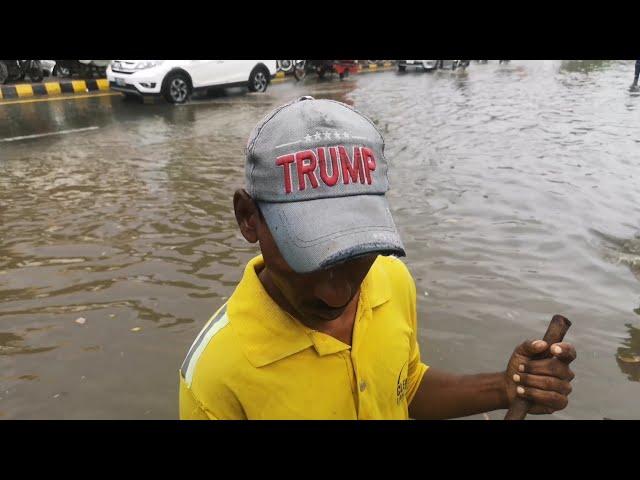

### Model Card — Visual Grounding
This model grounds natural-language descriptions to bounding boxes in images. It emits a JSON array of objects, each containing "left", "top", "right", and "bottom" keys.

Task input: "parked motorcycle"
[
  {"left": 293, "top": 60, "right": 358, "bottom": 81},
  {"left": 277, "top": 60, "right": 302, "bottom": 72},
  {"left": 0, "top": 60, "right": 44, "bottom": 84},
  {"left": 53, "top": 60, "right": 111, "bottom": 78},
  {"left": 277, "top": 60, "right": 306, "bottom": 78},
  {"left": 53, "top": 60, "right": 81, "bottom": 78},
  {"left": 79, "top": 60, "right": 110, "bottom": 77}
]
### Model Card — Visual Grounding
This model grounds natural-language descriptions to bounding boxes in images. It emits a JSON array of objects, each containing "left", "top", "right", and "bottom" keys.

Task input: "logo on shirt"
[{"left": 396, "top": 361, "right": 408, "bottom": 404}]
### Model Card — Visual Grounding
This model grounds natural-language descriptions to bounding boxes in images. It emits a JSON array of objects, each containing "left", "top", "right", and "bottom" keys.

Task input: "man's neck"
[{"left": 257, "top": 265, "right": 359, "bottom": 346}]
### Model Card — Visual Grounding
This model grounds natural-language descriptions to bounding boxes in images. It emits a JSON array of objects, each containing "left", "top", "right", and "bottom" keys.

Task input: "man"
[
  {"left": 631, "top": 59, "right": 640, "bottom": 90},
  {"left": 179, "top": 96, "right": 576, "bottom": 420}
]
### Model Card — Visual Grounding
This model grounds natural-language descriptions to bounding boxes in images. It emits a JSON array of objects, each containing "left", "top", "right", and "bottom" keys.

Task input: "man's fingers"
[
  {"left": 549, "top": 342, "right": 577, "bottom": 364},
  {"left": 513, "top": 372, "right": 572, "bottom": 395},
  {"left": 515, "top": 339, "right": 548, "bottom": 357},
  {"left": 520, "top": 358, "right": 575, "bottom": 381},
  {"left": 516, "top": 385, "right": 568, "bottom": 411}
]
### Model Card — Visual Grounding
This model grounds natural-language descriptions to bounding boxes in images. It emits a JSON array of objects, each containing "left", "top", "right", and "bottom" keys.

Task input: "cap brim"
[{"left": 258, "top": 195, "right": 405, "bottom": 273}]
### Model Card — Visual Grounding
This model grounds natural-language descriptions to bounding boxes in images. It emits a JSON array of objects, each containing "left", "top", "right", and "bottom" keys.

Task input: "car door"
[
  {"left": 188, "top": 60, "right": 227, "bottom": 88},
  {"left": 222, "top": 60, "right": 258, "bottom": 83}
]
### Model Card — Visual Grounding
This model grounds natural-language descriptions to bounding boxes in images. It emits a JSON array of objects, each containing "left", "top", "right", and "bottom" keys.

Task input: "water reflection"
[
  {"left": 595, "top": 230, "right": 640, "bottom": 281},
  {"left": 0, "top": 331, "right": 58, "bottom": 356},
  {"left": 616, "top": 323, "right": 640, "bottom": 381},
  {"left": 559, "top": 60, "right": 613, "bottom": 73}
]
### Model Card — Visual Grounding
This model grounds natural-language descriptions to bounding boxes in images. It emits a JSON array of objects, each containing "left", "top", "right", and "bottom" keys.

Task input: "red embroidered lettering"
[
  {"left": 318, "top": 147, "right": 340, "bottom": 186},
  {"left": 295, "top": 150, "right": 319, "bottom": 191},
  {"left": 339, "top": 146, "right": 365, "bottom": 185},
  {"left": 361, "top": 147, "right": 377, "bottom": 184},
  {"left": 276, "top": 154, "right": 295, "bottom": 194}
]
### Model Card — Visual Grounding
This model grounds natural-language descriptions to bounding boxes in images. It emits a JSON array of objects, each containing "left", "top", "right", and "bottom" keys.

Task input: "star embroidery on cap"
[
  {"left": 304, "top": 134, "right": 313, "bottom": 142},
  {"left": 314, "top": 132, "right": 322, "bottom": 140},
  {"left": 342, "top": 132, "right": 350, "bottom": 139},
  {"left": 323, "top": 131, "right": 332, "bottom": 139}
]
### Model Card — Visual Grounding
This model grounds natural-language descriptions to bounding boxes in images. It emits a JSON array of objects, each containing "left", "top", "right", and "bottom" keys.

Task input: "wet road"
[{"left": 1, "top": 61, "right": 639, "bottom": 419}]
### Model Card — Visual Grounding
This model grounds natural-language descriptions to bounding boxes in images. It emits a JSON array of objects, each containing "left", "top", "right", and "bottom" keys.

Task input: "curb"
[
  {"left": 0, "top": 79, "right": 110, "bottom": 100},
  {"left": 0, "top": 63, "right": 397, "bottom": 101},
  {"left": 272, "top": 62, "right": 396, "bottom": 82}
]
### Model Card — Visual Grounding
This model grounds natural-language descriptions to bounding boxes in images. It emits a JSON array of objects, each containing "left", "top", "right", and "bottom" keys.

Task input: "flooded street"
[{"left": 1, "top": 60, "right": 639, "bottom": 419}]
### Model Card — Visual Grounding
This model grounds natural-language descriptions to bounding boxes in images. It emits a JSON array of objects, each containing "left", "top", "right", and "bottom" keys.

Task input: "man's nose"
[{"left": 313, "top": 273, "right": 353, "bottom": 308}]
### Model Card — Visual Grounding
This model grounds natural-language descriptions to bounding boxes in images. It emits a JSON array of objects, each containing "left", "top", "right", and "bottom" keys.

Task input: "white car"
[
  {"left": 107, "top": 60, "right": 278, "bottom": 103},
  {"left": 398, "top": 60, "right": 438, "bottom": 72}
]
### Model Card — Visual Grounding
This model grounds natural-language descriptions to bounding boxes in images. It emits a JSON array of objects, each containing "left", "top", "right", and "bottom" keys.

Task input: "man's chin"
[{"left": 310, "top": 308, "right": 346, "bottom": 322}]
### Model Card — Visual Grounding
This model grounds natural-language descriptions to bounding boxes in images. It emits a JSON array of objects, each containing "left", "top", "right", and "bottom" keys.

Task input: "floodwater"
[{"left": 1, "top": 60, "right": 639, "bottom": 419}]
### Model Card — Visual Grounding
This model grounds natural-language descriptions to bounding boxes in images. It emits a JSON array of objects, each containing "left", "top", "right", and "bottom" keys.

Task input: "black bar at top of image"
[
  {"left": 59, "top": 82, "right": 74, "bottom": 94},
  {"left": 1, "top": 85, "right": 18, "bottom": 99}
]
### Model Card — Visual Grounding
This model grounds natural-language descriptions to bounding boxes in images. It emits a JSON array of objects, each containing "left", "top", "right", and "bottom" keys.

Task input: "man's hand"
[{"left": 504, "top": 339, "right": 576, "bottom": 414}]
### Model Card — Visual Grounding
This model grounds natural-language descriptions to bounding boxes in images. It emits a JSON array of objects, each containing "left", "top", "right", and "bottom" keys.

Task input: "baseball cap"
[{"left": 244, "top": 96, "right": 405, "bottom": 273}]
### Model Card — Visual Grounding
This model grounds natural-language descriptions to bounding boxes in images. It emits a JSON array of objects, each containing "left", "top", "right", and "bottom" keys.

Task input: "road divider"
[{"left": 0, "top": 79, "right": 110, "bottom": 100}]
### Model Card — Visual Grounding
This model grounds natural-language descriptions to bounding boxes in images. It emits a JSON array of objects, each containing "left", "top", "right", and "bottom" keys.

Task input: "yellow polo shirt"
[{"left": 179, "top": 254, "right": 428, "bottom": 419}]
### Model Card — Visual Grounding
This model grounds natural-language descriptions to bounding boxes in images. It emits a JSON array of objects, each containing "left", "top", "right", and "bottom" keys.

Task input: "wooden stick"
[{"left": 504, "top": 314, "right": 572, "bottom": 420}]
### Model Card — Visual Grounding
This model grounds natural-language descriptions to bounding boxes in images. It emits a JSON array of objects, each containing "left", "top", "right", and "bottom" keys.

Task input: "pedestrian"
[
  {"left": 631, "top": 59, "right": 640, "bottom": 90},
  {"left": 179, "top": 96, "right": 576, "bottom": 420}
]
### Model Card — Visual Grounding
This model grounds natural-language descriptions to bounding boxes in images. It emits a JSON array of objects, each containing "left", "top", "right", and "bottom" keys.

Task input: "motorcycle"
[
  {"left": 0, "top": 60, "right": 44, "bottom": 84},
  {"left": 79, "top": 60, "right": 110, "bottom": 77},
  {"left": 276, "top": 60, "right": 306, "bottom": 79},
  {"left": 293, "top": 60, "right": 358, "bottom": 81},
  {"left": 53, "top": 60, "right": 111, "bottom": 78},
  {"left": 277, "top": 60, "right": 305, "bottom": 72}
]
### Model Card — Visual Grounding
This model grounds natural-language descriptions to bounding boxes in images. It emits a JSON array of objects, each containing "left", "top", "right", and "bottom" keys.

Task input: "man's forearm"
[{"left": 408, "top": 368, "right": 509, "bottom": 419}]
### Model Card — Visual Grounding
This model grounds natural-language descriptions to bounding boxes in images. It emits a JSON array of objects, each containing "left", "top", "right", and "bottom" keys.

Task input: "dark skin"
[{"left": 234, "top": 188, "right": 577, "bottom": 418}]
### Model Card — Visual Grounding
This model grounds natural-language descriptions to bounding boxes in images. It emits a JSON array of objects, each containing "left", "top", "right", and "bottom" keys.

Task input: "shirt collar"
[{"left": 228, "top": 254, "right": 392, "bottom": 368}]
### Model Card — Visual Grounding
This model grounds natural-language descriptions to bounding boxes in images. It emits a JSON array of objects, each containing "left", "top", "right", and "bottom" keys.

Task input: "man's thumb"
[{"left": 516, "top": 339, "right": 548, "bottom": 357}]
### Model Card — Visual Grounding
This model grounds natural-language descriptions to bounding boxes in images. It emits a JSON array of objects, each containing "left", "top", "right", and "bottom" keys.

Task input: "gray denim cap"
[{"left": 245, "top": 96, "right": 405, "bottom": 273}]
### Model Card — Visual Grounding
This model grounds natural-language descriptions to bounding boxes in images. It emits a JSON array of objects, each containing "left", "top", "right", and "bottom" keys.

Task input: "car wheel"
[
  {"left": 248, "top": 67, "right": 269, "bottom": 93},
  {"left": 162, "top": 72, "right": 191, "bottom": 104},
  {"left": 398, "top": 65, "right": 406, "bottom": 72},
  {"left": 0, "top": 62, "right": 8, "bottom": 84}
]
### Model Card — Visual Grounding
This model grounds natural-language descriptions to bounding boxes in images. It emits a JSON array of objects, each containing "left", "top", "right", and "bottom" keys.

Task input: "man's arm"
[
  {"left": 408, "top": 368, "right": 508, "bottom": 419},
  {"left": 408, "top": 339, "right": 576, "bottom": 420}
]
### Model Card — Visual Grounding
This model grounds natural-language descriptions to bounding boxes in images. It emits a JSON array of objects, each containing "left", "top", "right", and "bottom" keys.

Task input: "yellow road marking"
[
  {"left": 45, "top": 83, "right": 62, "bottom": 95},
  {"left": 71, "top": 80, "right": 88, "bottom": 93},
  {"left": 0, "top": 92, "right": 120, "bottom": 106},
  {"left": 15, "top": 84, "right": 34, "bottom": 97}
]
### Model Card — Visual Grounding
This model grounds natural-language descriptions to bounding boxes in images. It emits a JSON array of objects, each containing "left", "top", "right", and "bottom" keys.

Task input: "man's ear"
[{"left": 233, "top": 189, "right": 261, "bottom": 244}]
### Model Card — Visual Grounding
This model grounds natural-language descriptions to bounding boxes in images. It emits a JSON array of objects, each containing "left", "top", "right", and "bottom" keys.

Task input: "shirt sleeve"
[
  {"left": 179, "top": 374, "right": 217, "bottom": 420},
  {"left": 404, "top": 265, "right": 429, "bottom": 405},
  {"left": 179, "top": 369, "right": 248, "bottom": 420}
]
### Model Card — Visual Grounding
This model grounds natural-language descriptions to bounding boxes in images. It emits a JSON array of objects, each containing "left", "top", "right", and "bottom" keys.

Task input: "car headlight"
[{"left": 133, "top": 61, "right": 163, "bottom": 70}]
